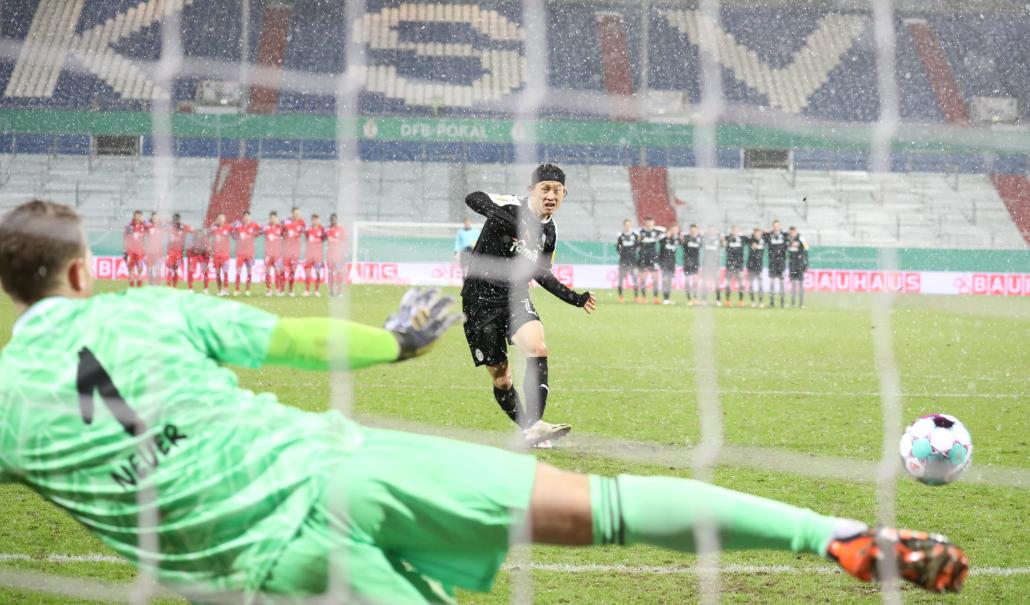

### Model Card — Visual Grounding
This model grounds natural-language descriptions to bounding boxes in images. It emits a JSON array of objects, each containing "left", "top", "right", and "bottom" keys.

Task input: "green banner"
[{"left": 3, "top": 110, "right": 1029, "bottom": 154}]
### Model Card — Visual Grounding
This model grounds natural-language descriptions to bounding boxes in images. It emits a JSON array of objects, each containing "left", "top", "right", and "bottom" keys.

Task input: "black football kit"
[
  {"left": 462, "top": 191, "right": 591, "bottom": 427},
  {"left": 615, "top": 230, "right": 639, "bottom": 298},
  {"left": 765, "top": 229, "right": 788, "bottom": 307}
]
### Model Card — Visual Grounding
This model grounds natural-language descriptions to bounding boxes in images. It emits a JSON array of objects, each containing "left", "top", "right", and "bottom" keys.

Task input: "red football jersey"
[
  {"left": 234, "top": 221, "right": 262, "bottom": 259},
  {"left": 326, "top": 225, "right": 347, "bottom": 264},
  {"left": 263, "top": 223, "right": 283, "bottom": 257},
  {"left": 187, "top": 229, "right": 210, "bottom": 257},
  {"left": 210, "top": 224, "right": 234, "bottom": 258},
  {"left": 144, "top": 221, "right": 164, "bottom": 257},
  {"left": 124, "top": 221, "right": 146, "bottom": 255},
  {"left": 282, "top": 219, "right": 306, "bottom": 258},
  {"left": 304, "top": 225, "right": 326, "bottom": 262},
  {"left": 166, "top": 223, "right": 191, "bottom": 254}
]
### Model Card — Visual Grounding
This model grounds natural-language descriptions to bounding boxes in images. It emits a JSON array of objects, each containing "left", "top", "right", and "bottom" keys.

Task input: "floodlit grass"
[{"left": 0, "top": 281, "right": 1027, "bottom": 603}]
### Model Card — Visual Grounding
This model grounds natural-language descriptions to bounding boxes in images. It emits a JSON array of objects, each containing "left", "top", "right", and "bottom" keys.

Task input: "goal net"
[{"left": 0, "top": 1, "right": 1027, "bottom": 604}]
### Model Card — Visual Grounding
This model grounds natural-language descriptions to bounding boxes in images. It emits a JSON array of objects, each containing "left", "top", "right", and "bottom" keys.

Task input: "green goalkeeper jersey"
[{"left": 0, "top": 288, "right": 363, "bottom": 599}]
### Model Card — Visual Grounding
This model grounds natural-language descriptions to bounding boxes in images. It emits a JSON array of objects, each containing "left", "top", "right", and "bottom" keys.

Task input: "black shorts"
[
  {"left": 660, "top": 262, "right": 676, "bottom": 273},
  {"left": 769, "top": 260, "right": 786, "bottom": 276},
  {"left": 618, "top": 260, "right": 637, "bottom": 270},
  {"left": 462, "top": 297, "right": 540, "bottom": 367},
  {"left": 637, "top": 258, "right": 658, "bottom": 271},
  {"left": 789, "top": 266, "right": 806, "bottom": 279},
  {"left": 726, "top": 264, "right": 744, "bottom": 273},
  {"left": 683, "top": 262, "right": 699, "bottom": 275},
  {"left": 747, "top": 264, "right": 763, "bottom": 275}
]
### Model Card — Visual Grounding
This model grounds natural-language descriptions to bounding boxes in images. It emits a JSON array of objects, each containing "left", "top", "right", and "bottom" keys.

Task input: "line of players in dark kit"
[{"left": 615, "top": 217, "right": 810, "bottom": 308}]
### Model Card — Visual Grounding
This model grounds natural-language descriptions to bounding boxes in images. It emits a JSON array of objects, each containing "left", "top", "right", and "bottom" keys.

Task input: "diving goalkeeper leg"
[{"left": 527, "top": 465, "right": 969, "bottom": 594}]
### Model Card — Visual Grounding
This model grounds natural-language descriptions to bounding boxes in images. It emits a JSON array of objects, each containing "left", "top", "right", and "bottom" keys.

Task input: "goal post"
[{"left": 351, "top": 220, "right": 484, "bottom": 264}]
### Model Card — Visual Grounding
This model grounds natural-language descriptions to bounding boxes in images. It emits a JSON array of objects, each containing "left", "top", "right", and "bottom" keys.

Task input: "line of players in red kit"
[{"left": 122, "top": 207, "right": 347, "bottom": 297}]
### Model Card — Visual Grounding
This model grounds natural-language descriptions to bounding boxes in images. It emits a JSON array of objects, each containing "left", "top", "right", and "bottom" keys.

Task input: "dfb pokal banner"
[{"left": 93, "top": 258, "right": 1030, "bottom": 297}]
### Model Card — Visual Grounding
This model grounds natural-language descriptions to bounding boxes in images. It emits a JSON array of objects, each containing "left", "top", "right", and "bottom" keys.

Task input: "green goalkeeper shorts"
[{"left": 261, "top": 426, "right": 538, "bottom": 604}]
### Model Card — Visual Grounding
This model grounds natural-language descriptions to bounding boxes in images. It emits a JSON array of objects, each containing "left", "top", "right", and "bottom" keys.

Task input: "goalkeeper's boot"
[
  {"left": 827, "top": 527, "right": 969, "bottom": 593},
  {"left": 523, "top": 420, "right": 571, "bottom": 447}
]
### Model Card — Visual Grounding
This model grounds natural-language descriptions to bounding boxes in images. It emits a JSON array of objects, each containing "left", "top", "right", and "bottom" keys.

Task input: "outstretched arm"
[
  {"left": 465, "top": 192, "right": 518, "bottom": 226},
  {"left": 265, "top": 288, "right": 460, "bottom": 370},
  {"left": 184, "top": 288, "right": 460, "bottom": 371},
  {"left": 535, "top": 269, "right": 594, "bottom": 312},
  {"left": 265, "top": 318, "right": 400, "bottom": 370}
]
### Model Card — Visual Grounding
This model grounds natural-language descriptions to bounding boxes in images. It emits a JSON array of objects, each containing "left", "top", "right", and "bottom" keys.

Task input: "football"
[{"left": 899, "top": 414, "right": 973, "bottom": 485}]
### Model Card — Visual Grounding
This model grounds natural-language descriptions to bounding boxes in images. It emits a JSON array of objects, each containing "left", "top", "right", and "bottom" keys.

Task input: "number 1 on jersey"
[{"left": 76, "top": 348, "right": 145, "bottom": 437}]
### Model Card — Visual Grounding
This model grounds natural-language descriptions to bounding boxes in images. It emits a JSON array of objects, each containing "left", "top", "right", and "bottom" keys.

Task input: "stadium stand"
[
  {"left": 1, "top": 2, "right": 1027, "bottom": 121},
  {"left": 0, "top": 1, "right": 1027, "bottom": 246},
  {"left": 1, "top": 153, "right": 1023, "bottom": 248}
]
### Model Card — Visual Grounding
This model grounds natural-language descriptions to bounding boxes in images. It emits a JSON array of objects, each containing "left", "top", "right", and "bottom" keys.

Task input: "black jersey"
[
  {"left": 658, "top": 233, "right": 680, "bottom": 268},
  {"left": 766, "top": 230, "right": 788, "bottom": 264},
  {"left": 787, "top": 234, "right": 808, "bottom": 274},
  {"left": 746, "top": 235, "right": 766, "bottom": 272},
  {"left": 615, "top": 231, "right": 638, "bottom": 266},
  {"left": 724, "top": 234, "right": 746, "bottom": 271},
  {"left": 682, "top": 233, "right": 702, "bottom": 271},
  {"left": 636, "top": 228, "right": 662, "bottom": 265},
  {"left": 703, "top": 232, "right": 722, "bottom": 262},
  {"left": 461, "top": 191, "right": 587, "bottom": 308}
]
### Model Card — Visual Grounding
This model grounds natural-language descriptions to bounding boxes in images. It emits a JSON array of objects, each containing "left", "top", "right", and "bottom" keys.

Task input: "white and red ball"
[{"left": 899, "top": 414, "right": 972, "bottom": 485}]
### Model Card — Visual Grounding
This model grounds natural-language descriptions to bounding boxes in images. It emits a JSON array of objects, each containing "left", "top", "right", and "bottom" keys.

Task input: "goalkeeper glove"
[{"left": 385, "top": 288, "right": 462, "bottom": 360}]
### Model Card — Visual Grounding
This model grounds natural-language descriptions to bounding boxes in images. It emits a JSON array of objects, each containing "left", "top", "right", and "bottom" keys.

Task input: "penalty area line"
[
  {"left": 0, "top": 553, "right": 1026, "bottom": 577},
  {"left": 504, "top": 563, "right": 1030, "bottom": 577}
]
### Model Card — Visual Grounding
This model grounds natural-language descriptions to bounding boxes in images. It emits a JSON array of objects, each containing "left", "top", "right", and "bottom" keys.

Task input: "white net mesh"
[{"left": 0, "top": 1, "right": 1028, "bottom": 604}]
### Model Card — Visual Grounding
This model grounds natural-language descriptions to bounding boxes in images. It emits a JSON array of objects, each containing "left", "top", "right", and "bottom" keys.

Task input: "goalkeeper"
[{"left": 0, "top": 200, "right": 968, "bottom": 604}]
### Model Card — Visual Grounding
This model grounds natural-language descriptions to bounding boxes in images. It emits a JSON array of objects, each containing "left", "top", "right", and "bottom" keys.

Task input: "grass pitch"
[{"left": 0, "top": 282, "right": 1027, "bottom": 604}]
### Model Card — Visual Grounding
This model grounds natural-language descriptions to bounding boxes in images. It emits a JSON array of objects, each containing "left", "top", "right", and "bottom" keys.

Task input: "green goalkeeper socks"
[{"left": 589, "top": 474, "right": 837, "bottom": 556}]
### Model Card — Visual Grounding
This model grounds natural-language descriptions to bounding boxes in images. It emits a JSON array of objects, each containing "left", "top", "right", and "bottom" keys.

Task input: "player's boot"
[
  {"left": 827, "top": 527, "right": 969, "bottom": 593},
  {"left": 618, "top": 296, "right": 625, "bottom": 303},
  {"left": 523, "top": 420, "right": 572, "bottom": 447}
]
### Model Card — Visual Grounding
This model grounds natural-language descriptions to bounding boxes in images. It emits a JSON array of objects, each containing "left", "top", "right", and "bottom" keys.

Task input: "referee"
[
  {"left": 454, "top": 216, "right": 480, "bottom": 279},
  {"left": 461, "top": 164, "right": 596, "bottom": 448}
]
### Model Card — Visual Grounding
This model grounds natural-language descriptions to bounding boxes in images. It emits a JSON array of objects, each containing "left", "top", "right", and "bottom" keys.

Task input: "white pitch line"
[
  {"left": 2, "top": 554, "right": 1026, "bottom": 577},
  {"left": 0, "top": 553, "right": 124, "bottom": 564},
  {"left": 357, "top": 382, "right": 1026, "bottom": 399},
  {"left": 505, "top": 563, "right": 1030, "bottom": 577}
]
